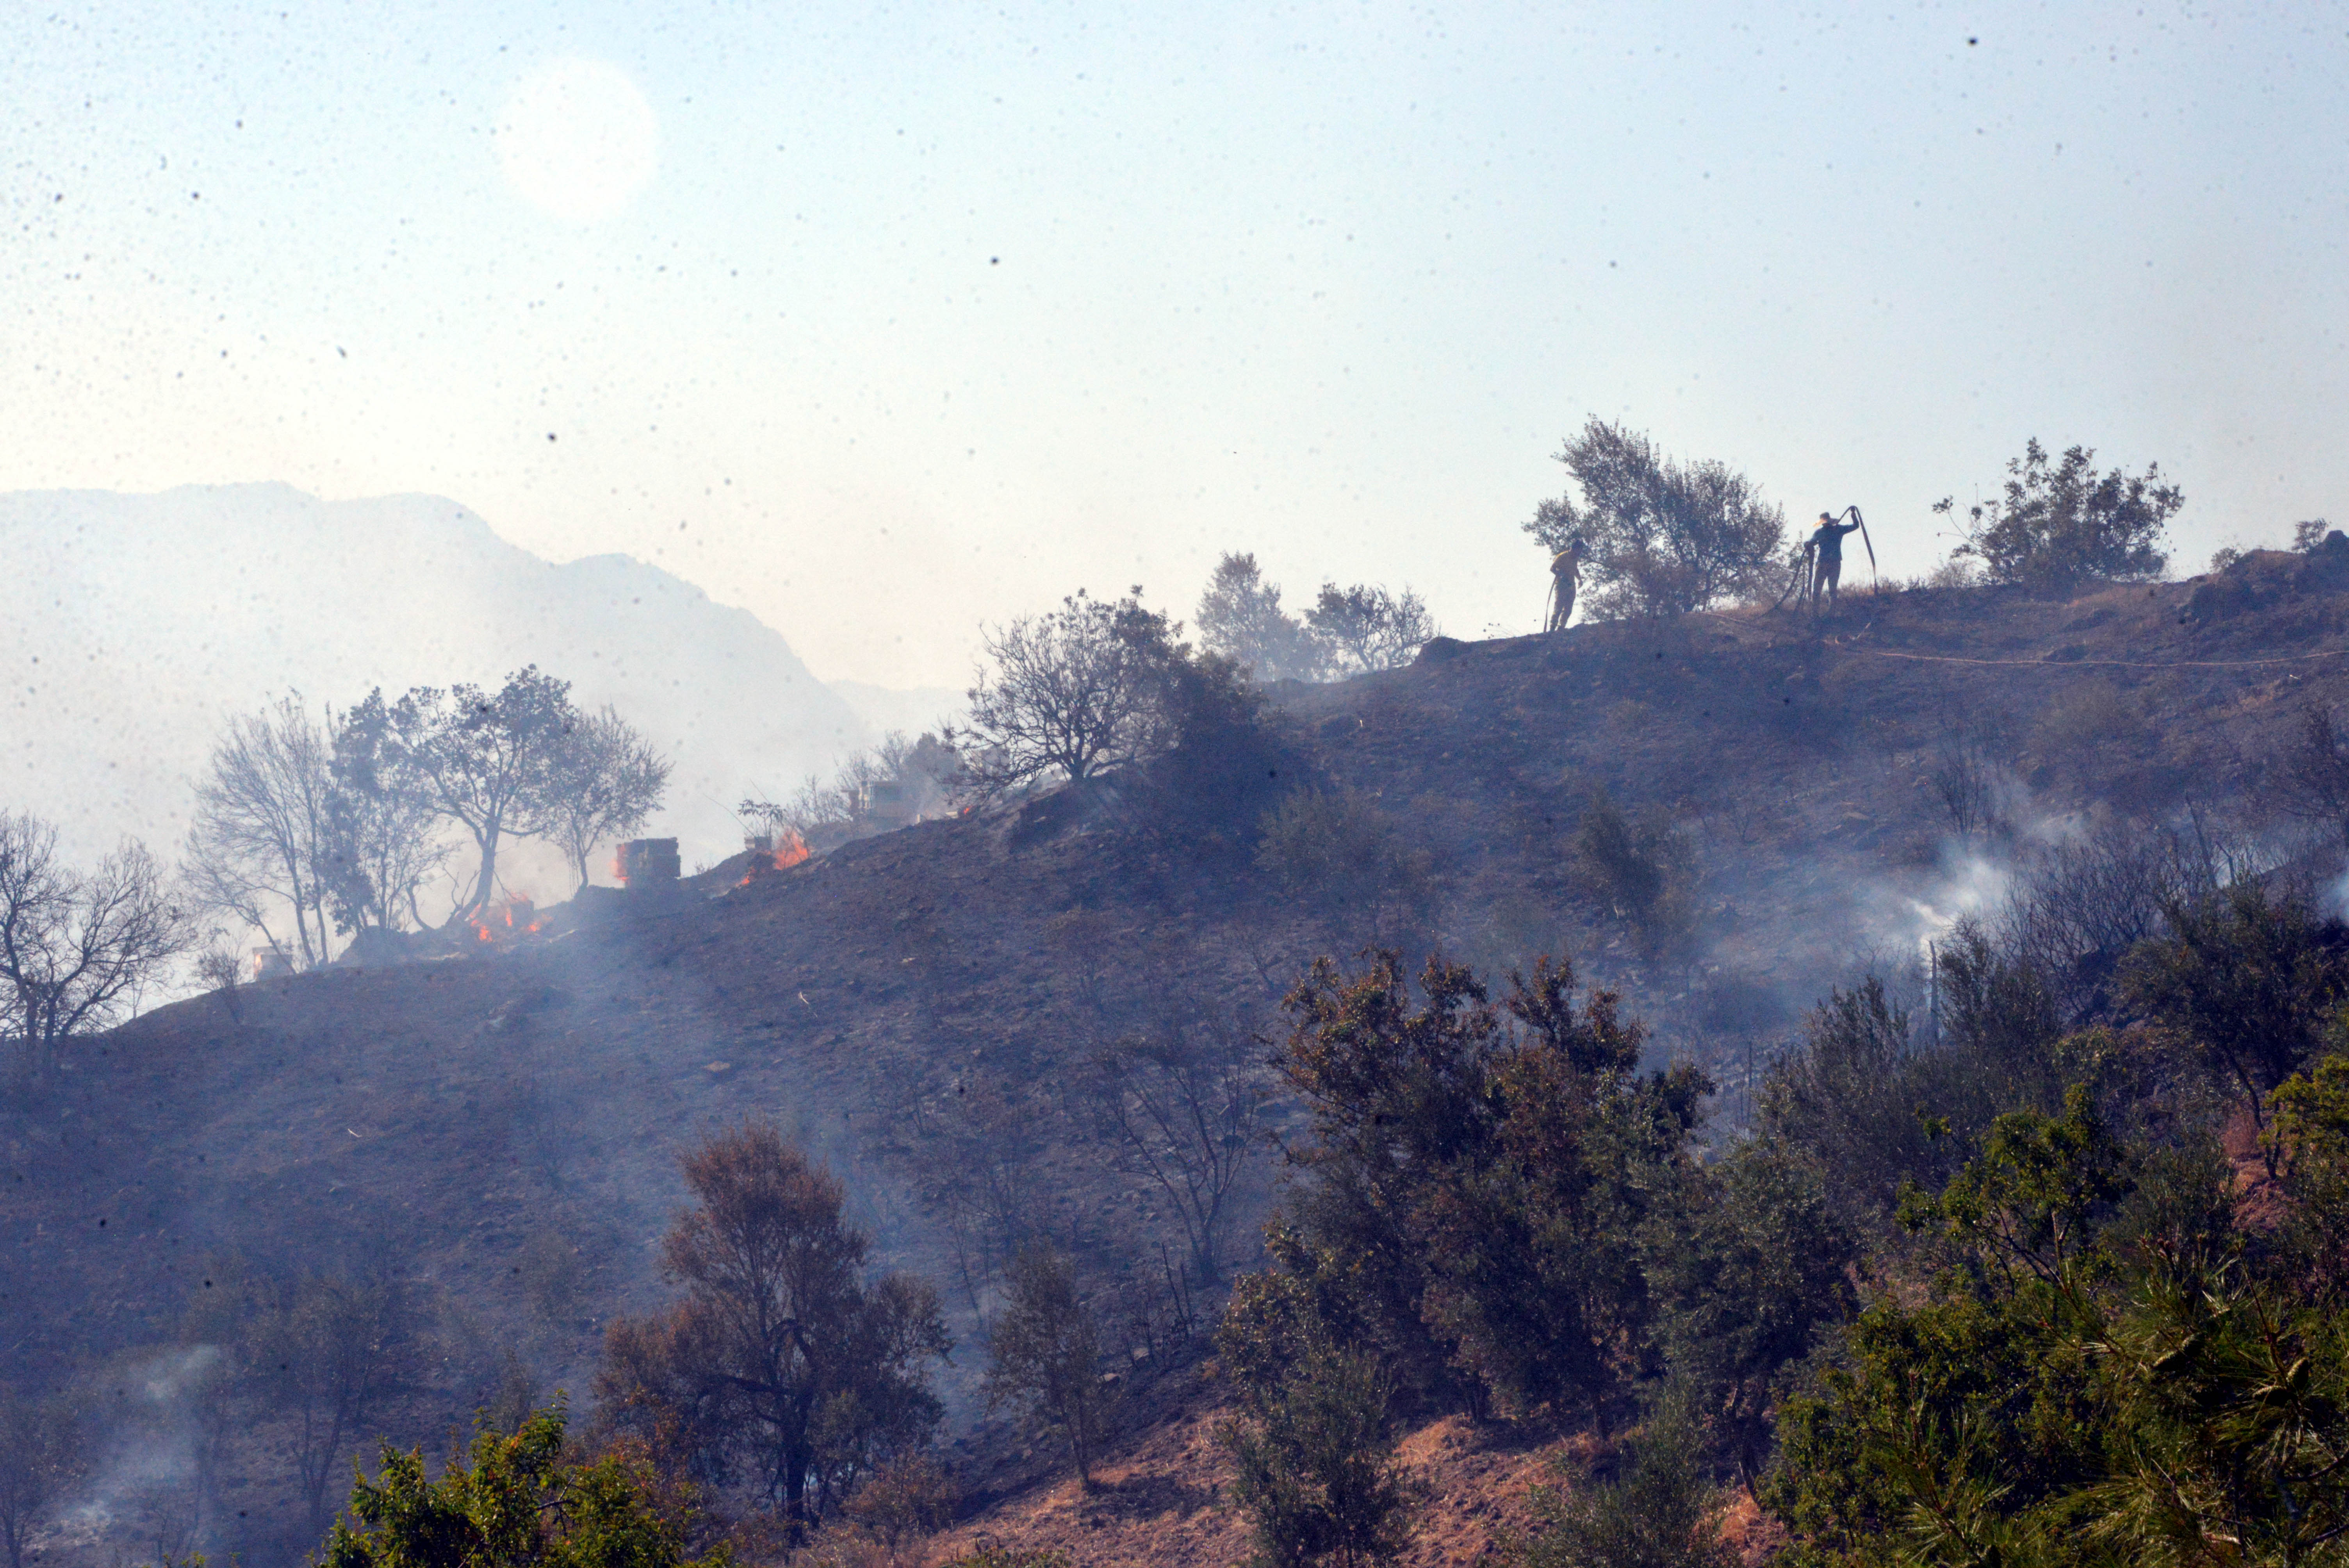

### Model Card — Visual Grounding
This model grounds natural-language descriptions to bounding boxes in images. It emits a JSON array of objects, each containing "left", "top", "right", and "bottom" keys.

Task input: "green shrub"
[
  {"left": 318, "top": 1406, "right": 724, "bottom": 1568},
  {"left": 1221, "top": 1348, "right": 1419, "bottom": 1568},
  {"left": 1501, "top": 1402, "right": 1734, "bottom": 1568},
  {"left": 1936, "top": 438, "right": 2181, "bottom": 590}
]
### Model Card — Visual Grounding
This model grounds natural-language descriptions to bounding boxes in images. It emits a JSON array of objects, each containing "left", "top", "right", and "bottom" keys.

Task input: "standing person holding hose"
[{"left": 1808, "top": 509, "right": 1864, "bottom": 609}]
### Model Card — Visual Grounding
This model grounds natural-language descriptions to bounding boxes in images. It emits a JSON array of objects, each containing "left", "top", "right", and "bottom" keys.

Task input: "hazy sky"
[{"left": 6, "top": 2, "right": 2344, "bottom": 687}]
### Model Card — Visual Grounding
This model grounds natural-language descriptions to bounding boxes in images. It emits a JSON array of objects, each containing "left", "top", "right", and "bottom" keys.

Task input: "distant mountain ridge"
[{"left": 2, "top": 483, "right": 869, "bottom": 877}]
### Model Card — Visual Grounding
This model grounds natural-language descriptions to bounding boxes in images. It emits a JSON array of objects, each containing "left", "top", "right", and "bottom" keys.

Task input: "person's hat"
[{"left": 1819, "top": 511, "right": 1834, "bottom": 522}]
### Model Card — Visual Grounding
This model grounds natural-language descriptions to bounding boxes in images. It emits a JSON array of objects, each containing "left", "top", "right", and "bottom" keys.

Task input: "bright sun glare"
[{"left": 494, "top": 57, "right": 659, "bottom": 223}]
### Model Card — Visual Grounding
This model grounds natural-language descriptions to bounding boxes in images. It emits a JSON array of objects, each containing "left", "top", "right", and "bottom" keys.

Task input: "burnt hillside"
[{"left": 6, "top": 551, "right": 2346, "bottom": 1563}]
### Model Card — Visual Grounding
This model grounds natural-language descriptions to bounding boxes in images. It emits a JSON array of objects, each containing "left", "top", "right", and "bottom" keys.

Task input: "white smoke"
[{"left": 61, "top": 1345, "right": 227, "bottom": 1562}]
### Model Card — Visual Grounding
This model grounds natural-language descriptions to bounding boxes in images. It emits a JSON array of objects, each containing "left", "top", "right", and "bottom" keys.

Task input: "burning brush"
[
  {"left": 470, "top": 895, "right": 545, "bottom": 944},
  {"left": 740, "top": 828, "right": 812, "bottom": 885}
]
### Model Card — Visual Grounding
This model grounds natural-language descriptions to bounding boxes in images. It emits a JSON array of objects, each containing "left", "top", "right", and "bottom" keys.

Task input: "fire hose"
[
  {"left": 1772, "top": 543, "right": 1814, "bottom": 611},
  {"left": 1772, "top": 506, "right": 1876, "bottom": 611},
  {"left": 1845, "top": 504, "right": 1879, "bottom": 591}
]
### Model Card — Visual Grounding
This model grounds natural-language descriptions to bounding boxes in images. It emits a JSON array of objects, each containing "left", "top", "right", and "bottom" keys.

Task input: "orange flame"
[
  {"left": 740, "top": 829, "right": 812, "bottom": 886},
  {"left": 471, "top": 895, "right": 538, "bottom": 944}
]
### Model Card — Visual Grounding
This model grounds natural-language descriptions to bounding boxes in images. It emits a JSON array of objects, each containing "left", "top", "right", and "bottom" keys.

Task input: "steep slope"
[
  {"left": 7, "top": 555, "right": 2347, "bottom": 1565},
  {"left": 1, "top": 483, "right": 866, "bottom": 872}
]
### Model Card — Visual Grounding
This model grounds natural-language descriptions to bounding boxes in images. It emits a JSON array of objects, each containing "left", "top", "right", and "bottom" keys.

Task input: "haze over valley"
[{"left": 4, "top": 483, "right": 891, "bottom": 882}]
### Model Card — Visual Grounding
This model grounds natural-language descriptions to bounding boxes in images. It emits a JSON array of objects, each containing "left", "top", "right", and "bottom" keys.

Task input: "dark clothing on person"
[{"left": 1810, "top": 520, "right": 1861, "bottom": 560}]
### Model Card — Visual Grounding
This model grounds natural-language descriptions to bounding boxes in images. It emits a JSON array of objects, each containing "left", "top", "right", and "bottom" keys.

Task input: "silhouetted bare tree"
[
  {"left": 242, "top": 1275, "right": 419, "bottom": 1537},
  {"left": 2279, "top": 705, "right": 2349, "bottom": 848},
  {"left": 188, "top": 695, "right": 339, "bottom": 968},
  {"left": 957, "top": 591, "right": 1174, "bottom": 792},
  {"left": 1927, "top": 722, "right": 2008, "bottom": 839},
  {"left": 907, "top": 1072, "right": 1056, "bottom": 1313},
  {"left": 0, "top": 812, "right": 190, "bottom": 1083},
  {"left": 1089, "top": 1020, "right": 1272, "bottom": 1286}
]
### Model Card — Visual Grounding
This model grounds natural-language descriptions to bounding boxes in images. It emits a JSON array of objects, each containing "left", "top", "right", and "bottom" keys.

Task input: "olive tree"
[
  {"left": 1936, "top": 438, "right": 2181, "bottom": 590},
  {"left": 380, "top": 668, "right": 577, "bottom": 914},
  {"left": 1524, "top": 419, "right": 1786, "bottom": 618},
  {"left": 1221, "top": 1348, "right": 1417, "bottom": 1568},
  {"left": 1197, "top": 553, "right": 1324, "bottom": 682},
  {"left": 1305, "top": 584, "right": 1435, "bottom": 675},
  {"left": 323, "top": 692, "right": 452, "bottom": 935}
]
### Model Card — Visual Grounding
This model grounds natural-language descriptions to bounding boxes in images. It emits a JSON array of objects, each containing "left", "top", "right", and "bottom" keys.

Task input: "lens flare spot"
[{"left": 494, "top": 58, "right": 658, "bottom": 224}]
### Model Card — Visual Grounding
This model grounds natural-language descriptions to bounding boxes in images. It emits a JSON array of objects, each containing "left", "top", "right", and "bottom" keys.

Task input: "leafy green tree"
[
  {"left": 1936, "top": 438, "right": 2181, "bottom": 590},
  {"left": 2080, "top": 1262, "right": 2349, "bottom": 1567},
  {"left": 1642, "top": 1140, "right": 1856, "bottom": 1487},
  {"left": 2121, "top": 883, "right": 2349, "bottom": 1133},
  {"left": 1761, "top": 1082, "right": 2349, "bottom": 1566},
  {"left": 981, "top": 1245, "right": 1116, "bottom": 1489},
  {"left": 1765, "top": 934, "right": 2075, "bottom": 1232},
  {"left": 2268, "top": 1044, "right": 2349, "bottom": 1294},
  {"left": 1253, "top": 951, "right": 1703, "bottom": 1424},
  {"left": 319, "top": 1406, "right": 726, "bottom": 1568},
  {"left": 1221, "top": 1348, "right": 1419, "bottom": 1568},
  {"left": 595, "top": 1124, "right": 949, "bottom": 1534},
  {"left": 1523, "top": 419, "right": 1786, "bottom": 619},
  {"left": 1763, "top": 1088, "right": 2135, "bottom": 1566},
  {"left": 934, "top": 1548, "right": 1071, "bottom": 1568},
  {"left": 1761, "top": 980, "right": 1937, "bottom": 1224}
]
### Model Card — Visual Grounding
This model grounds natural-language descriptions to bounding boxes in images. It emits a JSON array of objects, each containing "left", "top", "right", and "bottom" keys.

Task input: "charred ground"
[{"left": 8, "top": 547, "right": 2348, "bottom": 1563}]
